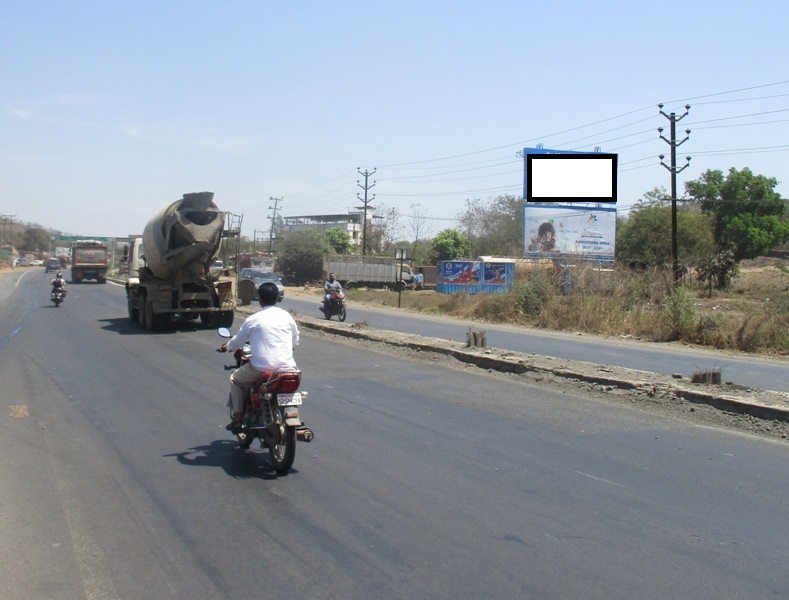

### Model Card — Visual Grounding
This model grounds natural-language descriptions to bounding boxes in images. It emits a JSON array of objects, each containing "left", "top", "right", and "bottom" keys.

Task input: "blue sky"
[{"left": 2, "top": 1, "right": 788, "bottom": 240}]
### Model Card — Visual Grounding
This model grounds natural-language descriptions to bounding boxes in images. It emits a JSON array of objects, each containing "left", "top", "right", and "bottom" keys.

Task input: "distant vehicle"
[
  {"left": 323, "top": 254, "right": 422, "bottom": 291},
  {"left": 124, "top": 192, "right": 237, "bottom": 331},
  {"left": 239, "top": 268, "right": 284, "bottom": 302},
  {"left": 31, "top": 259, "right": 44, "bottom": 267},
  {"left": 71, "top": 240, "right": 108, "bottom": 283},
  {"left": 45, "top": 257, "right": 61, "bottom": 273},
  {"left": 210, "top": 260, "right": 224, "bottom": 275}
]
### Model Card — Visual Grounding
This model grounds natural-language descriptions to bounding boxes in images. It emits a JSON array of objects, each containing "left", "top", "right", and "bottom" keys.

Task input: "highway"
[{"left": 2, "top": 270, "right": 789, "bottom": 599}]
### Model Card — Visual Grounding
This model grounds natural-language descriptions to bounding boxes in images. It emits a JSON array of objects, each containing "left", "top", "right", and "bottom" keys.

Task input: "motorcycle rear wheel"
[{"left": 268, "top": 424, "right": 296, "bottom": 475}]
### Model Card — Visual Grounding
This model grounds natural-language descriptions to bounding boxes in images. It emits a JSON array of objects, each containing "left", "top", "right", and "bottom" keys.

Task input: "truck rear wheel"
[
  {"left": 138, "top": 293, "right": 148, "bottom": 328},
  {"left": 216, "top": 311, "right": 234, "bottom": 328},
  {"left": 144, "top": 301, "right": 155, "bottom": 331},
  {"left": 145, "top": 302, "right": 169, "bottom": 331},
  {"left": 127, "top": 294, "right": 139, "bottom": 321}
]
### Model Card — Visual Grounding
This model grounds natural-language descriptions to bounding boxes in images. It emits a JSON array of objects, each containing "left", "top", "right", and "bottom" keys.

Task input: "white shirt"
[{"left": 227, "top": 306, "right": 299, "bottom": 372}]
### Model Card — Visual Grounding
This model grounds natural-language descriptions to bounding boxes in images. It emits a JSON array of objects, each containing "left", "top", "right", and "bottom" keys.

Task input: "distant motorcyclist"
[
  {"left": 51, "top": 271, "right": 67, "bottom": 297},
  {"left": 322, "top": 273, "right": 342, "bottom": 313}
]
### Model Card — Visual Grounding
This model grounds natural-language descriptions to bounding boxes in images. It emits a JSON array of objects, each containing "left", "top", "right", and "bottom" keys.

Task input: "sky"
[{"left": 2, "top": 1, "right": 788, "bottom": 241}]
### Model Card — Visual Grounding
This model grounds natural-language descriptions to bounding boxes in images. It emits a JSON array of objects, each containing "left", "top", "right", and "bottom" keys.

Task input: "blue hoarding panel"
[{"left": 437, "top": 261, "right": 514, "bottom": 294}]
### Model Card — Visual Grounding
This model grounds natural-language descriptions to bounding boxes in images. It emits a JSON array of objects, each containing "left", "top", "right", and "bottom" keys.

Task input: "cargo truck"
[
  {"left": 323, "top": 254, "right": 422, "bottom": 291},
  {"left": 71, "top": 240, "right": 108, "bottom": 283},
  {"left": 124, "top": 192, "right": 237, "bottom": 331}
]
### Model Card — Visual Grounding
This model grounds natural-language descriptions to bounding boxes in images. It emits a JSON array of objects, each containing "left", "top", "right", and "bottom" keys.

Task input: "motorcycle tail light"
[{"left": 279, "top": 375, "right": 300, "bottom": 393}]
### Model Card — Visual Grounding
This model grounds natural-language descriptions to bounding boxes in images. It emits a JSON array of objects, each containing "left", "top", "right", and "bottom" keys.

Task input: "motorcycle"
[
  {"left": 217, "top": 327, "right": 313, "bottom": 475},
  {"left": 51, "top": 287, "right": 66, "bottom": 307},
  {"left": 321, "top": 289, "right": 347, "bottom": 322}
]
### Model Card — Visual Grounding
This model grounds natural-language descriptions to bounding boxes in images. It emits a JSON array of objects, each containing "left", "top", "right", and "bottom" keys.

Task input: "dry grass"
[{"left": 340, "top": 258, "right": 789, "bottom": 356}]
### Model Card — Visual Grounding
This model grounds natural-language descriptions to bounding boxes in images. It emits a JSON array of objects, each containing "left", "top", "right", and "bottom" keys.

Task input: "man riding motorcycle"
[
  {"left": 322, "top": 272, "right": 343, "bottom": 314},
  {"left": 218, "top": 282, "right": 300, "bottom": 434},
  {"left": 51, "top": 271, "right": 67, "bottom": 297}
]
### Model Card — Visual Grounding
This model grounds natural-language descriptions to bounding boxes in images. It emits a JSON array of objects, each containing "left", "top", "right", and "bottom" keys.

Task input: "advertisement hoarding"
[
  {"left": 523, "top": 204, "right": 616, "bottom": 261},
  {"left": 523, "top": 147, "right": 618, "bottom": 204},
  {"left": 437, "top": 261, "right": 515, "bottom": 294}
]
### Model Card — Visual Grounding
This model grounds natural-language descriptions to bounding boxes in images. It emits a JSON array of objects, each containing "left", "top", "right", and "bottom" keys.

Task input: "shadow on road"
[
  {"left": 164, "top": 439, "right": 294, "bottom": 479},
  {"left": 97, "top": 317, "right": 207, "bottom": 335}
]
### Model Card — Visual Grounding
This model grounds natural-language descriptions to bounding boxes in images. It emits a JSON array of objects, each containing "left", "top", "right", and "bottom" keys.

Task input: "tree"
[
  {"left": 430, "top": 229, "right": 471, "bottom": 262},
  {"left": 275, "top": 230, "right": 331, "bottom": 283},
  {"left": 685, "top": 167, "right": 789, "bottom": 261},
  {"left": 456, "top": 195, "right": 523, "bottom": 257},
  {"left": 324, "top": 227, "right": 353, "bottom": 254},
  {"left": 616, "top": 201, "right": 715, "bottom": 266},
  {"left": 407, "top": 203, "right": 431, "bottom": 262},
  {"left": 369, "top": 204, "right": 402, "bottom": 255},
  {"left": 19, "top": 225, "right": 51, "bottom": 253}
]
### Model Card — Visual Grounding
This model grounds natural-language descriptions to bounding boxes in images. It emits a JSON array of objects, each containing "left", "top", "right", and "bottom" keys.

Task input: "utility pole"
[
  {"left": 356, "top": 168, "right": 376, "bottom": 255},
  {"left": 1, "top": 214, "right": 16, "bottom": 246},
  {"left": 268, "top": 197, "right": 282, "bottom": 254},
  {"left": 658, "top": 104, "right": 691, "bottom": 286},
  {"left": 253, "top": 229, "right": 267, "bottom": 255}
]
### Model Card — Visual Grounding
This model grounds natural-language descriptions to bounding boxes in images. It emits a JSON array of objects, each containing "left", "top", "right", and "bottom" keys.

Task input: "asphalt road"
[
  {"left": 281, "top": 290, "right": 789, "bottom": 393},
  {"left": 2, "top": 270, "right": 789, "bottom": 599}
]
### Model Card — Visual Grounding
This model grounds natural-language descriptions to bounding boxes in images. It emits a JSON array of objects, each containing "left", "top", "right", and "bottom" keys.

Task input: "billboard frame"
[{"left": 523, "top": 147, "right": 617, "bottom": 204}]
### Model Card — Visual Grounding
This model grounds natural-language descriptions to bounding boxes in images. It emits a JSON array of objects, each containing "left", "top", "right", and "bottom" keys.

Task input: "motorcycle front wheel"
[
  {"left": 338, "top": 306, "right": 347, "bottom": 322},
  {"left": 268, "top": 424, "right": 296, "bottom": 475}
]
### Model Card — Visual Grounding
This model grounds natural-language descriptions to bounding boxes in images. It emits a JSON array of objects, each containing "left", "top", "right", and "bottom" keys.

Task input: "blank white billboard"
[{"left": 525, "top": 153, "right": 617, "bottom": 203}]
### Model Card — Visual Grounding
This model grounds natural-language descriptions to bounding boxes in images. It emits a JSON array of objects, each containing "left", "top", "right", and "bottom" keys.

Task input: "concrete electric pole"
[
  {"left": 658, "top": 104, "right": 691, "bottom": 286},
  {"left": 356, "top": 168, "right": 376, "bottom": 256},
  {"left": 268, "top": 197, "right": 282, "bottom": 254}
]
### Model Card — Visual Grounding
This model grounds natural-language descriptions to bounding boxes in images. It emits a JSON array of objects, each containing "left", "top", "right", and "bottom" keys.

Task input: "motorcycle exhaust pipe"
[{"left": 297, "top": 427, "right": 314, "bottom": 442}]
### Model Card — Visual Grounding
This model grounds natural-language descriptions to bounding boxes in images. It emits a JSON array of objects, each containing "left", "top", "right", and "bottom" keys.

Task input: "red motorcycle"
[
  {"left": 217, "top": 328, "right": 313, "bottom": 475},
  {"left": 321, "top": 289, "right": 347, "bottom": 322},
  {"left": 51, "top": 284, "right": 66, "bottom": 307}
]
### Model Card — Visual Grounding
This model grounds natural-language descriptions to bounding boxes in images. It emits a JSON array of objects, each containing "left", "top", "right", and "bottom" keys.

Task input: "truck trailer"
[{"left": 323, "top": 254, "right": 422, "bottom": 291}]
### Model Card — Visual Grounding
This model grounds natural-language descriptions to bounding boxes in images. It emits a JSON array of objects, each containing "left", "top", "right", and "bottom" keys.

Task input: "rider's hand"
[{"left": 217, "top": 343, "right": 228, "bottom": 353}]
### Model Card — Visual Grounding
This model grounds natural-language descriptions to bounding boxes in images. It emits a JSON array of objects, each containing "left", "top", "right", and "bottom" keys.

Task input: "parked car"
[
  {"left": 45, "top": 257, "right": 61, "bottom": 273},
  {"left": 239, "top": 268, "right": 285, "bottom": 302}
]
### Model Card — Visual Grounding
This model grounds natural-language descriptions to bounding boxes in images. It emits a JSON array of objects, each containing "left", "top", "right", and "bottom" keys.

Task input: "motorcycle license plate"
[{"left": 277, "top": 392, "right": 302, "bottom": 406}]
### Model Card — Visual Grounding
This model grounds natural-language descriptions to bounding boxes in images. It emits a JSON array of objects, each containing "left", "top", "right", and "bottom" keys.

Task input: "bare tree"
[
  {"left": 457, "top": 195, "right": 523, "bottom": 257},
  {"left": 369, "top": 204, "right": 403, "bottom": 255},
  {"left": 407, "top": 203, "right": 430, "bottom": 260}
]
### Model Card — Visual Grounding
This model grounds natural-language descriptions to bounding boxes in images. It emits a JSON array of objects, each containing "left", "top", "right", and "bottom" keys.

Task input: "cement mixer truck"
[{"left": 124, "top": 192, "right": 237, "bottom": 331}]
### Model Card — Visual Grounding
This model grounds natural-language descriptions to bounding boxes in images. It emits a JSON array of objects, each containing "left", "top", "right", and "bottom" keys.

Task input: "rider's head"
[
  {"left": 329, "top": 273, "right": 336, "bottom": 281},
  {"left": 257, "top": 282, "right": 279, "bottom": 307}
]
